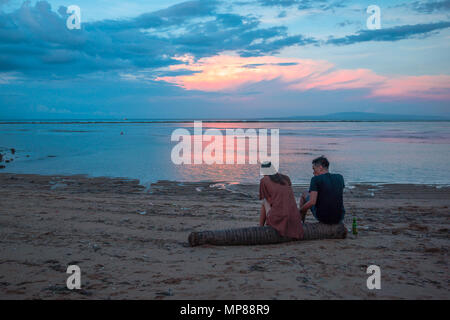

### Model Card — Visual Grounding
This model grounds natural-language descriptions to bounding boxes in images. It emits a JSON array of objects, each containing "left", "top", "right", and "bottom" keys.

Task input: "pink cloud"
[
  {"left": 289, "top": 69, "right": 385, "bottom": 91},
  {"left": 371, "top": 75, "right": 450, "bottom": 100},
  {"left": 156, "top": 55, "right": 332, "bottom": 91},
  {"left": 155, "top": 54, "right": 450, "bottom": 101}
]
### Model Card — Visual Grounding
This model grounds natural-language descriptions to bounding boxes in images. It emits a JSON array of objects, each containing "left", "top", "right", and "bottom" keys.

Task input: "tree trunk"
[{"left": 188, "top": 223, "right": 347, "bottom": 247}]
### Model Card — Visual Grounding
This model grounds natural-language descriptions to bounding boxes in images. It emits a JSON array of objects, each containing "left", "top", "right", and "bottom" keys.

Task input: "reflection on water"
[
  {"left": 0, "top": 121, "right": 449, "bottom": 185},
  {"left": 174, "top": 163, "right": 258, "bottom": 183}
]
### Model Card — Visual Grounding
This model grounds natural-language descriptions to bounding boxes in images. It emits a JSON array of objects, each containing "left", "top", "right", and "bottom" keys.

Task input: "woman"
[{"left": 259, "top": 161, "right": 304, "bottom": 240}]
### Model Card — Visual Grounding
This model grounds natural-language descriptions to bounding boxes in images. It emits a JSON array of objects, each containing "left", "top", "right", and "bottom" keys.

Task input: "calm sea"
[{"left": 1, "top": 121, "right": 449, "bottom": 186}]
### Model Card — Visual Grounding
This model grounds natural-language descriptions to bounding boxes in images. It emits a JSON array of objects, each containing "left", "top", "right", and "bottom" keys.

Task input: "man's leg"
[
  {"left": 299, "top": 191, "right": 309, "bottom": 223},
  {"left": 338, "top": 207, "right": 346, "bottom": 224},
  {"left": 300, "top": 191, "right": 319, "bottom": 223}
]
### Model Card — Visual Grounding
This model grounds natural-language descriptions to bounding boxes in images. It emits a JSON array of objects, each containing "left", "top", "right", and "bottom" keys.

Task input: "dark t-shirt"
[{"left": 309, "top": 173, "right": 345, "bottom": 224}]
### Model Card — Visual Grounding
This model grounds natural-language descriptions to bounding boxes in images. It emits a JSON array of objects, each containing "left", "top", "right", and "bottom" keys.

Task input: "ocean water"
[{"left": 1, "top": 121, "right": 449, "bottom": 186}]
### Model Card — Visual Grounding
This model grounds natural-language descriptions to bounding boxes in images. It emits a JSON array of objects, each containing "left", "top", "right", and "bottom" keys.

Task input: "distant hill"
[{"left": 269, "top": 112, "right": 448, "bottom": 121}]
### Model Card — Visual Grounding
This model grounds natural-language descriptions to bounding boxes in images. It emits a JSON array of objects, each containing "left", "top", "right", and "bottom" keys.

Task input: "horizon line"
[{"left": 1, "top": 119, "right": 450, "bottom": 124}]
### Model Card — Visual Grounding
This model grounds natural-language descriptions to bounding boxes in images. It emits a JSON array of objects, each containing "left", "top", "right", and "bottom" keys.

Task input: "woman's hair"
[{"left": 269, "top": 173, "right": 287, "bottom": 185}]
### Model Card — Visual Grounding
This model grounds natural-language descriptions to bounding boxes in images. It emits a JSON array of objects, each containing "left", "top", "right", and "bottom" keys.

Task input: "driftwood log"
[{"left": 188, "top": 223, "right": 347, "bottom": 247}]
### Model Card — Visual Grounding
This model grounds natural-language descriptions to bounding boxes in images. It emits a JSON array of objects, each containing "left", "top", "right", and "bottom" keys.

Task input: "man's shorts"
[{"left": 305, "top": 194, "right": 345, "bottom": 224}]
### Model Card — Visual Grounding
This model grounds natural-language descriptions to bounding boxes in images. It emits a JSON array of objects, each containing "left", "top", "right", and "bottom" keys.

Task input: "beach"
[{"left": 0, "top": 173, "right": 448, "bottom": 299}]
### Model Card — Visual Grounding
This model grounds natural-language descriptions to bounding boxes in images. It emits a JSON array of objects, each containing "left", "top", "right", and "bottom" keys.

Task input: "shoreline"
[
  {"left": 1, "top": 170, "right": 450, "bottom": 189},
  {"left": 0, "top": 172, "right": 449, "bottom": 299}
]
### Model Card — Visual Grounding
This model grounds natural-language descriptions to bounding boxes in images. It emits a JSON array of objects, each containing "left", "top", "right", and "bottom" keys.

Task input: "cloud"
[
  {"left": 0, "top": 0, "right": 314, "bottom": 77},
  {"left": 257, "top": 0, "right": 345, "bottom": 11},
  {"left": 257, "top": 0, "right": 299, "bottom": 7},
  {"left": 0, "top": 71, "right": 21, "bottom": 83},
  {"left": 327, "top": 21, "right": 450, "bottom": 45},
  {"left": 155, "top": 0, "right": 219, "bottom": 18},
  {"left": 336, "top": 20, "right": 360, "bottom": 28},
  {"left": 239, "top": 34, "right": 318, "bottom": 56},
  {"left": 88, "top": 0, "right": 220, "bottom": 31},
  {"left": 288, "top": 69, "right": 386, "bottom": 91},
  {"left": 371, "top": 75, "right": 450, "bottom": 100},
  {"left": 35, "top": 104, "right": 71, "bottom": 114},
  {"left": 3, "top": 0, "right": 447, "bottom": 80},
  {"left": 411, "top": 0, "right": 450, "bottom": 13},
  {"left": 156, "top": 54, "right": 332, "bottom": 91},
  {"left": 165, "top": 18, "right": 298, "bottom": 57},
  {"left": 0, "top": 0, "right": 10, "bottom": 7},
  {"left": 2, "top": 0, "right": 449, "bottom": 110},
  {"left": 155, "top": 54, "right": 450, "bottom": 100}
]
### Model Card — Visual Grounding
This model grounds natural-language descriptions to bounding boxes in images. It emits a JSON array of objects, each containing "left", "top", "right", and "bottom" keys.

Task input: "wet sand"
[{"left": 0, "top": 173, "right": 448, "bottom": 299}]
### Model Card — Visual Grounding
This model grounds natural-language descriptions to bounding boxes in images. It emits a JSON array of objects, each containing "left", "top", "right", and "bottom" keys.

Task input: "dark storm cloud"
[
  {"left": 2, "top": 0, "right": 448, "bottom": 79},
  {"left": 0, "top": 0, "right": 313, "bottom": 76}
]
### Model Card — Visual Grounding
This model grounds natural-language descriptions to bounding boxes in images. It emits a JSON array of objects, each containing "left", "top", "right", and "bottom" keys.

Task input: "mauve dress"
[{"left": 259, "top": 175, "right": 304, "bottom": 240}]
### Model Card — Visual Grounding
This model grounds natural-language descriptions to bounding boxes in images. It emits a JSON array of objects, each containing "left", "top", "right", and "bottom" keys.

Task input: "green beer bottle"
[{"left": 352, "top": 217, "right": 358, "bottom": 236}]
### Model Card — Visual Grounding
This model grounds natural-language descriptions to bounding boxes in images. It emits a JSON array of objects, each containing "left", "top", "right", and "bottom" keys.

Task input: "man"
[{"left": 299, "top": 156, "right": 345, "bottom": 224}]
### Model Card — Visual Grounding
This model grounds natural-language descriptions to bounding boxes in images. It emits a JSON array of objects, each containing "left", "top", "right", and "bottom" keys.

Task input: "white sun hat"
[{"left": 260, "top": 161, "right": 278, "bottom": 176}]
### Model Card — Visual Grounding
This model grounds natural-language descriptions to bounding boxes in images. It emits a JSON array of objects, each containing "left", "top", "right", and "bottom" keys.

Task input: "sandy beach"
[{"left": 0, "top": 173, "right": 448, "bottom": 299}]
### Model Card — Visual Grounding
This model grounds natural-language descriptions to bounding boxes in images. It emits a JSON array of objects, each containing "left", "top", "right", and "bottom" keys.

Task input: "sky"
[{"left": 0, "top": 0, "right": 449, "bottom": 119}]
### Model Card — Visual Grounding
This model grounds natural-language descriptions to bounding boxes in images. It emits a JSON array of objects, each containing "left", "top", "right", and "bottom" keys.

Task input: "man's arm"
[{"left": 300, "top": 191, "right": 317, "bottom": 213}]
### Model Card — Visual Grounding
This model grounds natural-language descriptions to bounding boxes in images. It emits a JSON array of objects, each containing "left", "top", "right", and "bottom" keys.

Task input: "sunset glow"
[{"left": 157, "top": 55, "right": 450, "bottom": 101}]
